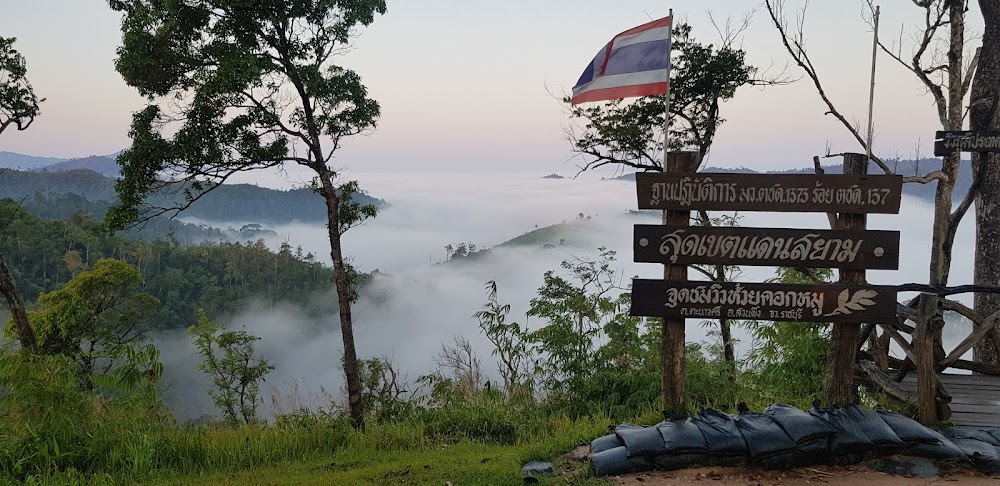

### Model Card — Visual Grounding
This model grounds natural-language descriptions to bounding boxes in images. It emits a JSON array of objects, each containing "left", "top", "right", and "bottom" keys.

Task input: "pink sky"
[{"left": 0, "top": 0, "right": 979, "bottom": 173}]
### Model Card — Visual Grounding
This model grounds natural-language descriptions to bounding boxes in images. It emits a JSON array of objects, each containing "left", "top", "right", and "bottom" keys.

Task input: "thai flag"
[{"left": 571, "top": 16, "right": 671, "bottom": 105}]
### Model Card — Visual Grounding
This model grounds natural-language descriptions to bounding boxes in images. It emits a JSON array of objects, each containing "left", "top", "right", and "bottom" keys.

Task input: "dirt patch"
[{"left": 610, "top": 465, "right": 999, "bottom": 486}]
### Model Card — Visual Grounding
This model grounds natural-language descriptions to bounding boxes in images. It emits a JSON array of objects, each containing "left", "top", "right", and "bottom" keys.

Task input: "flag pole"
[
  {"left": 865, "top": 5, "right": 880, "bottom": 164},
  {"left": 663, "top": 9, "right": 673, "bottom": 169}
]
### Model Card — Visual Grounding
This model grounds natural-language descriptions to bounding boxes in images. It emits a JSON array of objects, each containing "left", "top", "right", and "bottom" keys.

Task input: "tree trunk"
[
  {"left": 0, "top": 251, "right": 37, "bottom": 353},
  {"left": 318, "top": 172, "right": 365, "bottom": 429},
  {"left": 973, "top": 0, "right": 1000, "bottom": 366}
]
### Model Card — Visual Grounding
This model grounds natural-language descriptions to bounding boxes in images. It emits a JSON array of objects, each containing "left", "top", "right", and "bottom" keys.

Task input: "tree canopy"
[{"left": 0, "top": 37, "right": 42, "bottom": 136}]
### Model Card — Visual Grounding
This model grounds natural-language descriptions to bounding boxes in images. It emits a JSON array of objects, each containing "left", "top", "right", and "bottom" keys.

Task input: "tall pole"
[
  {"left": 865, "top": 6, "right": 880, "bottom": 164},
  {"left": 662, "top": 9, "right": 674, "bottom": 167},
  {"left": 660, "top": 10, "right": 693, "bottom": 417}
]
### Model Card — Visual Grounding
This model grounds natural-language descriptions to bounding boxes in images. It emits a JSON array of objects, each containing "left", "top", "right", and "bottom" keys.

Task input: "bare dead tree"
[
  {"left": 433, "top": 335, "right": 483, "bottom": 397},
  {"left": 765, "top": 0, "right": 978, "bottom": 285},
  {"left": 765, "top": 0, "right": 982, "bottom": 407}
]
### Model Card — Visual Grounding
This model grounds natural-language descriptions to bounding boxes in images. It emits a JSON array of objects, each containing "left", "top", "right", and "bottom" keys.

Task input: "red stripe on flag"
[
  {"left": 571, "top": 82, "right": 668, "bottom": 105},
  {"left": 616, "top": 17, "right": 671, "bottom": 38},
  {"left": 597, "top": 41, "right": 613, "bottom": 76}
]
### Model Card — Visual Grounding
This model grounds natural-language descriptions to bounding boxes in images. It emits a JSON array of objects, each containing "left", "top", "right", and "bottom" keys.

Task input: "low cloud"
[{"left": 156, "top": 174, "right": 977, "bottom": 420}]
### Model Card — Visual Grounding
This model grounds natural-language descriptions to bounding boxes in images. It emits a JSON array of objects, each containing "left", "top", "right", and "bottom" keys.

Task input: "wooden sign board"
[
  {"left": 630, "top": 279, "right": 898, "bottom": 324},
  {"left": 633, "top": 225, "right": 900, "bottom": 270},
  {"left": 635, "top": 173, "right": 902, "bottom": 214},
  {"left": 934, "top": 130, "right": 1000, "bottom": 156}
]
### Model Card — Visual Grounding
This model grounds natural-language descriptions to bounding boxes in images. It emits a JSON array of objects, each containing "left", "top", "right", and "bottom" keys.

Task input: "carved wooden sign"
[
  {"left": 934, "top": 130, "right": 1000, "bottom": 156},
  {"left": 630, "top": 279, "right": 898, "bottom": 324},
  {"left": 635, "top": 173, "right": 903, "bottom": 214},
  {"left": 633, "top": 225, "right": 900, "bottom": 270}
]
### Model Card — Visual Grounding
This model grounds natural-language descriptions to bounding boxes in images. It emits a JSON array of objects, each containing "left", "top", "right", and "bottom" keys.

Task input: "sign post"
[
  {"left": 934, "top": 130, "right": 1000, "bottom": 157},
  {"left": 631, "top": 152, "right": 902, "bottom": 411},
  {"left": 660, "top": 151, "right": 699, "bottom": 417}
]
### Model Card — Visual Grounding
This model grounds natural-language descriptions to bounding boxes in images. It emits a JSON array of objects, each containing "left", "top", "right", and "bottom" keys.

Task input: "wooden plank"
[
  {"left": 949, "top": 413, "right": 1000, "bottom": 427},
  {"left": 630, "top": 279, "right": 898, "bottom": 324},
  {"left": 915, "top": 293, "right": 940, "bottom": 425},
  {"left": 634, "top": 225, "right": 900, "bottom": 269},
  {"left": 635, "top": 172, "right": 903, "bottom": 213},
  {"left": 934, "top": 130, "right": 1000, "bottom": 156}
]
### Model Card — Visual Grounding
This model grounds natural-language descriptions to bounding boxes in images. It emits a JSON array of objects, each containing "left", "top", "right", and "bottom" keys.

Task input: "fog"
[{"left": 158, "top": 172, "right": 977, "bottom": 421}]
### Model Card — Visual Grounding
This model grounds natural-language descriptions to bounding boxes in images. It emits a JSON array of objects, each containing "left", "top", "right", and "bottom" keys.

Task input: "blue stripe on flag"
[{"left": 602, "top": 40, "right": 670, "bottom": 76}]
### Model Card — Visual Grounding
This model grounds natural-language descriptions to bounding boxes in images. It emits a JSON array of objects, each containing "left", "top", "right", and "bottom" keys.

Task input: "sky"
[{"left": 0, "top": 0, "right": 984, "bottom": 174}]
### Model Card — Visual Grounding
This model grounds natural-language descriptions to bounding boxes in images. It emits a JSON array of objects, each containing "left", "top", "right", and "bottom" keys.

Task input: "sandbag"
[
  {"left": 658, "top": 417, "right": 709, "bottom": 454},
  {"left": 908, "top": 429, "right": 967, "bottom": 460},
  {"left": 590, "top": 433, "right": 623, "bottom": 455},
  {"left": 809, "top": 405, "right": 874, "bottom": 455},
  {"left": 941, "top": 426, "right": 1000, "bottom": 447},
  {"left": 983, "top": 427, "right": 1000, "bottom": 445},
  {"left": 732, "top": 412, "right": 797, "bottom": 461},
  {"left": 692, "top": 408, "right": 748, "bottom": 457},
  {"left": 591, "top": 446, "right": 630, "bottom": 476},
  {"left": 764, "top": 404, "right": 838, "bottom": 444},
  {"left": 616, "top": 425, "right": 665, "bottom": 457},
  {"left": 951, "top": 438, "right": 1000, "bottom": 474},
  {"left": 875, "top": 411, "right": 940, "bottom": 444}
]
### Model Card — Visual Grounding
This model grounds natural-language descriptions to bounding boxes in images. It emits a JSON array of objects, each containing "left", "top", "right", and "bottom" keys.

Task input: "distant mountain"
[
  {"left": 609, "top": 159, "right": 970, "bottom": 203},
  {"left": 0, "top": 151, "right": 66, "bottom": 170},
  {"left": 43, "top": 155, "right": 119, "bottom": 177},
  {"left": 0, "top": 168, "right": 385, "bottom": 225}
]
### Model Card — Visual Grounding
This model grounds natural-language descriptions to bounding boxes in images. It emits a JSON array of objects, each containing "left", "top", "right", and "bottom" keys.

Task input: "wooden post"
[
  {"left": 824, "top": 153, "right": 868, "bottom": 405},
  {"left": 661, "top": 151, "right": 700, "bottom": 417},
  {"left": 915, "top": 292, "right": 940, "bottom": 425}
]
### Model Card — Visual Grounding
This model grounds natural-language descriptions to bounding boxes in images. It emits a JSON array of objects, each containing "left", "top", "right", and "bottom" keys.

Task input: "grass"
[{"left": 14, "top": 413, "right": 616, "bottom": 485}]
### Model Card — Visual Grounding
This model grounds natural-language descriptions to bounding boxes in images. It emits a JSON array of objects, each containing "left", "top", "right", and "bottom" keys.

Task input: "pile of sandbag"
[{"left": 590, "top": 403, "right": 1000, "bottom": 476}]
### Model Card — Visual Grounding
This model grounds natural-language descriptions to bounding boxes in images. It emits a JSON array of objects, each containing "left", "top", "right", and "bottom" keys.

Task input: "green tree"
[
  {"left": 473, "top": 281, "right": 531, "bottom": 400},
  {"left": 107, "top": 0, "right": 386, "bottom": 428},
  {"left": 0, "top": 36, "right": 42, "bottom": 352},
  {"left": 0, "top": 36, "right": 41, "bottom": 135},
  {"left": 13, "top": 259, "right": 159, "bottom": 388},
  {"left": 190, "top": 313, "right": 274, "bottom": 425},
  {"left": 527, "top": 248, "right": 623, "bottom": 396}
]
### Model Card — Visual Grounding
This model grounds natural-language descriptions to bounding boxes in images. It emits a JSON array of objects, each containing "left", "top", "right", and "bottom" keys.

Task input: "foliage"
[
  {"left": 190, "top": 314, "right": 274, "bottom": 425},
  {"left": 0, "top": 36, "right": 42, "bottom": 135},
  {"left": 0, "top": 349, "right": 168, "bottom": 480},
  {"left": 106, "top": 0, "right": 386, "bottom": 229},
  {"left": 527, "top": 247, "right": 623, "bottom": 397},
  {"left": 473, "top": 281, "right": 532, "bottom": 399},
  {"left": 0, "top": 200, "right": 354, "bottom": 330},
  {"left": 566, "top": 23, "right": 757, "bottom": 172},
  {"left": 740, "top": 267, "right": 834, "bottom": 407},
  {"left": 6, "top": 259, "right": 159, "bottom": 387}
]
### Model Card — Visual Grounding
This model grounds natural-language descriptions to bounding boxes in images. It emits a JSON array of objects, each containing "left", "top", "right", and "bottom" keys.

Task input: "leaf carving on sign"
[{"left": 825, "top": 289, "right": 878, "bottom": 317}]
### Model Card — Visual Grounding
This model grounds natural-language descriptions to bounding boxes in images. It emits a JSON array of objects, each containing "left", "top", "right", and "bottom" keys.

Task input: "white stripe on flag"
[
  {"left": 573, "top": 69, "right": 668, "bottom": 96},
  {"left": 612, "top": 27, "right": 670, "bottom": 50}
]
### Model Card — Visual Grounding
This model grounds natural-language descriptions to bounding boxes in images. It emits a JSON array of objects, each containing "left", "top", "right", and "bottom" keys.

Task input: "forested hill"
[
  {"left": 611, "top": 159, "right": 973, "bottom": 203},
  {"left": 0, "top": 168, "right": 385, "bottom": 224},
  {"left": 0, "top": 200, "right": 352, "bottom": 330}
]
